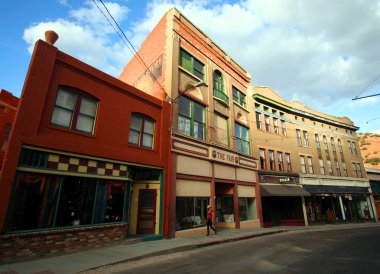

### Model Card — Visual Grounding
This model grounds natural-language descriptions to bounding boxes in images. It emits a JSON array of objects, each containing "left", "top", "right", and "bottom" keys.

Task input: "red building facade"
[
  {"left": 0, "top": 37, "right": 171, "bottom": 262},
  {"left": 0, "top": 89, "right": 19, "bottom": 169}
]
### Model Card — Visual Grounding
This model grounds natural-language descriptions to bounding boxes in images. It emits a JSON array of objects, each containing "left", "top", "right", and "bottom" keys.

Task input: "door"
[{"left": 137, "top": 189, "right": 157, "bottom": 234}]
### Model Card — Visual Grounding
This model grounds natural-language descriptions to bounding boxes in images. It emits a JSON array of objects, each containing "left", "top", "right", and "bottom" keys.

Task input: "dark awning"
[
  {"left": 260, "top": 184, "right": 310, "bottom": 197},
  {"left": 303, "top": 185, "right": 370, "bottom": 195}
]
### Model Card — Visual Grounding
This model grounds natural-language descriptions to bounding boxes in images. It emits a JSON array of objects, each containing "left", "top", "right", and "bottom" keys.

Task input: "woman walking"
[{"left": 206, "top": 205, "right": 217, "bottom": 235}]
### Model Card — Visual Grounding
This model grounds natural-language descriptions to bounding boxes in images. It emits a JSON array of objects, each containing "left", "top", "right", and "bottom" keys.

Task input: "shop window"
[
  {"left": 176, "top": 197, "right": 208, "bottom": 231},
  {"left": 213, "top": 70, "right": 229, "bottom": 104},
  {"left": 239, "top": 198, "right": 256, "bottom": 221},
  {"left": 6, "top": 173, "right": 128, "bottom": 232},
  {"left": 260, "top": 148, "right": 267, "bottom": 170},
  {"left": 232, "top": 86, "right": 246, "bottom": 108},
  {"left": 178, "top": 96, "right": 205, "bottom": 140},
  {"left": 235, "top": 123, "right": 250, "bottom": 155},
  {"left": 129, "top": 113, "right": 155, "bottom": 149},
  {"left": 285, "top": 153, "right": 292, "bottom": 172},
  {"left": 51, "top": 88, "right": 98, "bottom": 134},
  {"left": 179, "top": 48, "right": 204, "bottom": 80},
  {"left": 215, "top": 195, "right": 234, "bottom": 223}
]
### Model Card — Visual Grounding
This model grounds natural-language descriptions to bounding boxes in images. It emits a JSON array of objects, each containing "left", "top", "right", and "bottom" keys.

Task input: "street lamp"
[{"left": 170, "top": 80, "right": 207, "bottom": 105}]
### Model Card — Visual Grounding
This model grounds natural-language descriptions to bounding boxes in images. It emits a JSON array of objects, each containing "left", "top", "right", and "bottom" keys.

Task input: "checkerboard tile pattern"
[{"left": 47, "top": 154, "right": 128, "bottom": 178}]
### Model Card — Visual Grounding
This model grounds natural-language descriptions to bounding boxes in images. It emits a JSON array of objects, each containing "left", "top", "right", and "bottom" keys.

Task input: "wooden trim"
[{"left": 176, "top": 173, "right": 211, "bottom": 182}]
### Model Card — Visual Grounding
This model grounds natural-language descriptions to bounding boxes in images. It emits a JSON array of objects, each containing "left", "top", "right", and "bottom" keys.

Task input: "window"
[
  {"left": 327, "top": 159, "right": 333, "bottom": 175},
  {"left": 338, "top": 139, "right": 343, "bottom": 154},
  {"left": 330, "top": 137, "right": 336, "bottom": 152},
  {"left": 300, "top": 156, "right": 306, "bottom": 173},
  {"left": 352, "top": 142, "right": 358, "bottom": 155},
  {"left": 6, "top": 173, "right": 127, "bottom": 232},
  {"left": 315, "top": 134, "right": 321, "bottom": 150},
  {"left": 285, "top": 153, "right": 292, "bottom": 172},
  {"left": 352, "top": 163, "right": 358, "bottom": 177},
  {"left": 176, "top": 197, "right": 208, "bottom": 231},
  {"left": 232, "top": 86, "right": 246, "bottom": 108},
  {"left": 51, "top": 88, "right": 98, "bottom": 134},
  {"left": 296, "top": 129, "right": 302, "bottom": 146},
  {"left": 178, "top": 96, "right": 205, "bottom": 140},
  {"left": 235, "top": 123, "right": 250, "bottom": 155},
  {"left": 281, "top": 119, "right": 287, "bottom": 136},
  {"left": 347, "top": 141, "right": 352, "bottom": 153},
  {"left": 268, "top": 150, "right": 275, "bottom": 171},
  {"left": 214, "top": 113, "right": 229, "bottom": 147},
  {"left": 303, "top": 131, "right": 309, "bottom": 146},
  {"left": 277, "top": 152, "right": 284, "bottom": 171},
  {"left": 239, "top": 198, "right": 256, "bottom": 221},
  {"left": 265, "top": 115, "right": 270, "bottom": 132},
  {"left": 215, "top": 195, "right": 234, "bottom": 223},
  {"left": 335, "top": 159, "right": 341, "bottom": 176},
  {"left": 259, "top": 149, "right": 267, "bottom": 170},
  {"left": 342, "top": 161, "right": 348, "bottom": 176},
  {"left": 256, "top": 112, "right": 262, "bottom": 130},
  {"left": 213, "top": 70, "right": 229, "bottom": 104},
  {"left": 307, "top": 156, "right": 314, "bottom": 174},
  {"left": 129, "top": 113, "right": 155, "bottom": 149},
  {"left": 319, "top": 158, "right": 325, "bottom": 175},
  {"left": 180, "top": 49, "right": 204, "bottom": 80},
  {"left": 356, "top": 163, "right": 363, "bottom": 178},
  {"left": 273, "top": 118, "right": 279, "bottom": 134},
  {"left": 323, "top": 136, "right": 328, "bottom": 150}
]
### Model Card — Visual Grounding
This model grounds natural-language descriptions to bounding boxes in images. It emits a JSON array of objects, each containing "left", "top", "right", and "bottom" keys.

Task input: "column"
[
  {"left": 338, "top": 196, "right": 346, "bottom": 220},
  {"left": 301, "top": 196, "right": 309, "bottom": 226}
]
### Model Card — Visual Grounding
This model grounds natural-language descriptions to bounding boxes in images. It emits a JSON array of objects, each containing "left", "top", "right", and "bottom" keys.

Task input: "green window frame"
[
  {"left": 232, "top": 86, "right": 246, "bottom": 108},
  {"left": 180, "top": 48, "right": 205, "bottom": 80},
  {"left": 178, "top": 96, "right": 206, "bottom": 140},
  {"left": 213, "top": 71, "right": 229, "bottom": 104},
  {"left": 235, "top": 123, "right": 250, "bottom": 155}
]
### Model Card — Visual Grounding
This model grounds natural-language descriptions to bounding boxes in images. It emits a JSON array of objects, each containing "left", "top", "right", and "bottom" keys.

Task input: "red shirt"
[{"left": 207, "top": 209, "right": 213, "bottom": 219}]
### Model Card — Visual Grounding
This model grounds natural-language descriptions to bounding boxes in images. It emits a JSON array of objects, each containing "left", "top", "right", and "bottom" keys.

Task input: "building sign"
[
  {"left": 210, "top": 148, "right": 239, "bottom": 166},
  {"left": 279, "top": 177, "right": 291, "bottom": 183},
  {"left": 259, "top": 175, "right": 297, "bottom": 184}
]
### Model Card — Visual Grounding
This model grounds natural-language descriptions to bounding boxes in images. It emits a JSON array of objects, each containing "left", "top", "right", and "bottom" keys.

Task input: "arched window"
[{"left": 213, "top": 70, "right": 229, "bottom": 104}]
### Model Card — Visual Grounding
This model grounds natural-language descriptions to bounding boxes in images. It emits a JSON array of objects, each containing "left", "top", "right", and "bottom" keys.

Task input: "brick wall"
[{"left": 0, "top": 223, "right": 128, "bottom": 263}]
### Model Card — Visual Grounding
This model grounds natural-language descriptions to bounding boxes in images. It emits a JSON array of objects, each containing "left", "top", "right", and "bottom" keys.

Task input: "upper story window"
[
  {"left": 235, "top": 122, "right": 250, "bottom": 155},
  {"left": 281, "top": 119, "right": 287, "bottom": 136},
  {"left": 51, "top": 88, "right": 98, "bottom": 134},
  {"left": 296, "top": 129, "right": 302, "bottom": 146},
  {"left": 327, "top": 159, "right": 333, "bottom": 176},
  {"left": 264, "top": 115, "right": 271, "bottom": 132},
  {"left": 277, "top": 151, "right": 284, "bottom": 171},
  {"left": 214, "top": 113, "right": 229, "bottom": 147},
  {"left": 342, "top": 161, "right": 348, "bottom": 176},
  {"left": 356, "top": 163, "right": 363, "bottom": 177},
  {"left": 337, "top": 139, "right": 343, "bottom": 154},
  {"left": 323, "top": 135, "right": 328, "bottom": 150},
  {"left": 213, "top": 70, "right": 229, "bottom": 104},
  {"left": 315, "top": 134, "right": 321, "bottom": 150},
  {"left": 300, "top": 155, "right": 306, "bottom": 173},
  {"left": 178, "top": 96, "right": 205, "bottom": 140},
  {"left": 268, "top": 150, "right": 275, "bottom": 170},
  {"left": 352, "top": 162, "right": 358, "bottom": 177},
  {"left": 259, "top": 148, "right": 267, "bottom": 170},
  {"left": 129, "top": 113, "right": 155, "bottom": 149},
  {"left": 180, "top": 49, "right": 204, "bottom": 80},
  {"left": 319, "top": 158, "right": 325, "bottom": 175},
  {"left": 285, "top": 153, "right": 292, "bottom": 172},
  {"left": 232, "top": 86, "right": 246, "bottom": 108},
  {"left": 347, "top": 141, "right": 353, "bottom": 154},
  {"left": 307, "top": 156, "right": 314, "bottom": 174},
  {"left": 335, "top": 159, "right": 341, "bottom": 176},
  {"left": 273, "top": 118, "right": 279, "bottom": 134},
  {"left": 303, "top": 131, "right": 309, "bottom": 146},
  {"left": 330, "top": 137, "right": 336, "bottom": 152},
  {"left": 352, "top": 142, "right": 358, "bottom": 155},
  {"left": 256, "top": 112, "right": 262, "bottom": 130}
]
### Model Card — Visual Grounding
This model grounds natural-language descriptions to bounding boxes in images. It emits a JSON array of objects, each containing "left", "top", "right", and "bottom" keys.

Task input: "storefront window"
[
  {"left": 6, "top": 172, "right": 128, "bottom": 232},
  {"left": 239, "top": 198, "right": 256, "bottom": 221},
  {"left": 215, "top": 195, "right": 234, "bottom": 223},
  {"left": 176, "top": 197, "right": 208, "bottom": 231}
]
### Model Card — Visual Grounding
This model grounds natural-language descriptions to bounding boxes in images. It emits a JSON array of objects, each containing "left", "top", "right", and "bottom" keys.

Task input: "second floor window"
[
  {"left": 285, "top": 153, "right": 292, "bottom": 172},
  {"left": 338, "top": 139, "right": 343, "bottom": 154},
  {"left": 259, "top": 149, "right": 267, "bottom": 170},
  {"left": 347, "top": 141, "right": 352, "bottom": 153},
  {"left": 296, "top": 129, "right": 302, "bottom": 146},
  {"left": 180, "top": 49, "right": 204, "bottom": 80},
  {"left": 51, "top": 88, "right": 98, "bottom": 134},
  {"left": 323, "top": 135, "right": 328, "bottom": 150},
  {"left": 331, "top": 137, "right": 336, "bottom": 152},
  {"left": 335, "top": 159, "right": 341, "bottom": 176},
  {"left": 307, "top": 156, "right": 314, "bottom": 174},
  {"left": 315, "top": 134, "right": 321, "bottom": 150},
  {"left": 319, "top": 158, "right": 325, "bottom": 175},
  {"left": 356, "top": 163, "right": 363, "bottom": 177},
  {"left": 327, "top": 159, "right": 333, "bottom": 175},
  {"left": 232, "top": 86, "right": 246, "bottom": 108},
  {"left": 277, "top": 151, "right": 284, "bottom": 171},
  {"left": 352, "top": 142, "right": 358, "bottom": 155},
  {"left": 303, "top": 131, "right": 309, "bottom": 146},
  {"left": 235, "top": 123, "right": 250, "bottom": 155},
  {"left": 178, "top": 96, "right": 205, "bottom": 140},
  {"left": 268, "top": 150, "right": 275, "bottom": 170},
  {"left": 342, "top": 161, "right": 348, "bottom": 176},
  {"left": 129, "top": 114, "right": 155, "bottom": 149},
  {"left": 300, "top": 156, "right": 306, "bottom": 173}
]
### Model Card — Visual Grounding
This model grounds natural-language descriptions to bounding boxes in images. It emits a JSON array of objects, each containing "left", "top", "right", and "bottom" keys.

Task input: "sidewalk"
[{"left": 1, "top": 222, "right": 379, "bottom": 274}]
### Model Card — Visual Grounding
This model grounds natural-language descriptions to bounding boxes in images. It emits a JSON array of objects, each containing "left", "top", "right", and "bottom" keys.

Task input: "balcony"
[{"left": 213, "top": 89, "right": 229, "bottom": 105}]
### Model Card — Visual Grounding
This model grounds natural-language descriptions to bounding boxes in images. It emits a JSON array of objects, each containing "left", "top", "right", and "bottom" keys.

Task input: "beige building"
[
  {"left": 252, "top": 86, "right": 376, "bottom": 226},
  {"left": 119, "top": 8, "right": 260, "bottom": 237}
]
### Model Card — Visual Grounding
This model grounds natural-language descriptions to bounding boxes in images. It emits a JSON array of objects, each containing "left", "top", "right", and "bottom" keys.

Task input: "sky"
[{"left": 1, "top": 0, "right": 380, "bottom": 133}]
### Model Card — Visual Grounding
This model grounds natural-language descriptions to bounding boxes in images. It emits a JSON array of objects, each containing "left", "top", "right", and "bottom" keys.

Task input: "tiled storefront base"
[{"left": 0, "top": 223, "right": 128, "bottom": 263}]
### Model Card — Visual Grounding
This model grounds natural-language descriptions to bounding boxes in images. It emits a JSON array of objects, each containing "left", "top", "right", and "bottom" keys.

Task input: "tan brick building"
[
  {"left": 119, "top": 8, "right": 261, "bottom": 237},
  {"left": 252, "top": 86, "right": 376, "bottom": 226}
]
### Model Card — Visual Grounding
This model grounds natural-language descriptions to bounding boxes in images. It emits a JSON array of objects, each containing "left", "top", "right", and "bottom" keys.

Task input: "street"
[{"left": 86, "top": 226, "right": 380, "bottom": 274}]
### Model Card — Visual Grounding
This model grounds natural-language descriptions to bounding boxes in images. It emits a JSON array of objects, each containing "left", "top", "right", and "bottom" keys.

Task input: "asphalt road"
[{"left": 88, "top": 226, "right": 380, "bottom": 274}]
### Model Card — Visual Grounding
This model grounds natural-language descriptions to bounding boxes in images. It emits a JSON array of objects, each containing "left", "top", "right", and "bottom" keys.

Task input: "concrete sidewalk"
[{"left": 1, "top": 222, "right": 379, "bottom": 274}]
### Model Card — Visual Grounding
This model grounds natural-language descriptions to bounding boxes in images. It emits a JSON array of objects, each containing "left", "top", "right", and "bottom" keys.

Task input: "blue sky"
[{"left": 1, "top": 0, "right": 380, "bottom": 133}]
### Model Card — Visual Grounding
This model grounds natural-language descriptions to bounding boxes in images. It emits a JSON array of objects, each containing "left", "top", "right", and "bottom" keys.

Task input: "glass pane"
[
  {"left": 129, "top": 130, "right": 140, "bottom": 145},
  {"left": 194, "top": 102, "right": 204, "bottom": 122},
  {"left": 176, "top": 197, "right": 194, "bottom": 231},
  {"left": 130, "top": 115, "right": 142, "bottom": 131},
  {"left": 194, "top": 121, "right": 204, "bottom": 139},
  {"left": 180, "top": 50, "right": 193, "bottom": 73},
  {"left": 193, "top": 59, "right": 204, "bottom": 79},
  {"left": 144, "top": 119, "right": 154, "bottom": 134},
  {"left": 79, "top": 97, "right": 97, "bottom": 117},
  {"left": 94, "top": 181, "right": 125, "bottom": 224},
  {"left": 243, "top": 140, "right": 249, "bottom": 154},
  {"left": 179, "top": 96, "right": 190, "bottom": 117},
  {"left": 178, "top": 116, "right": 191, "bottom": 135},
  {"left": 142, "top": 133, "right": 153, "bottom": 148},
  {"left": 76, "top": 114, "right": 94, "bottom": 133},
  {"left": 51, "top": 107, "right": 73, "bottom": 127},
  {"left": 56, "top": 89, "right": 76, "bottom": 110}
]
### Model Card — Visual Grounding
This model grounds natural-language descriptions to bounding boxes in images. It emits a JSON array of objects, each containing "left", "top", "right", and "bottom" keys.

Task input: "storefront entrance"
[{"left": 137, "top": 189, "right": 157, "bottom": 234}]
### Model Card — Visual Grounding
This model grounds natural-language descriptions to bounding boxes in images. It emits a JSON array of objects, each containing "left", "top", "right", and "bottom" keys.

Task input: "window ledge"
[
  {"left": 47, "top": 125, "right": 96, "bottom": 139},
  {"left": 233, "top": 101, "right": 249, "bottom": 112}
]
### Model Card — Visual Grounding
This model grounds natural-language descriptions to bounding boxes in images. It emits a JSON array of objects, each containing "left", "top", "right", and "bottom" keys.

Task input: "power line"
[
  {"left": 352, "top": 74, "right": 380, "bottom": 100},
  {"left": 92, "top": 0, "right": 165, "bottom": 93}
]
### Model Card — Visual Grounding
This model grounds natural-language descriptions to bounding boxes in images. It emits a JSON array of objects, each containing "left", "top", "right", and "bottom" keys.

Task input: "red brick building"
[
  {"left": 0, "top": 35, "right": 171, "bottom": 262},
  {"left": 0, "top": 89, "right": 19, "bottom": 169}
]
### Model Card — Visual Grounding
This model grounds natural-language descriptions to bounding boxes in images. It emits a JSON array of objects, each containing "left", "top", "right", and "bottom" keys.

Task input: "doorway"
[{"left": 137, "top": 189, "right": 157, "bottom": 234}]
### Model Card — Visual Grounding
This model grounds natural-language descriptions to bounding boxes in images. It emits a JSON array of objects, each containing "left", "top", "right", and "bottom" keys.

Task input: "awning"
[
  {"left": 260, "top": 184, "right": 310, "bottom": 197},
  {"left": 303, "top": 185, "right": 370, "bottom": 195}
]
